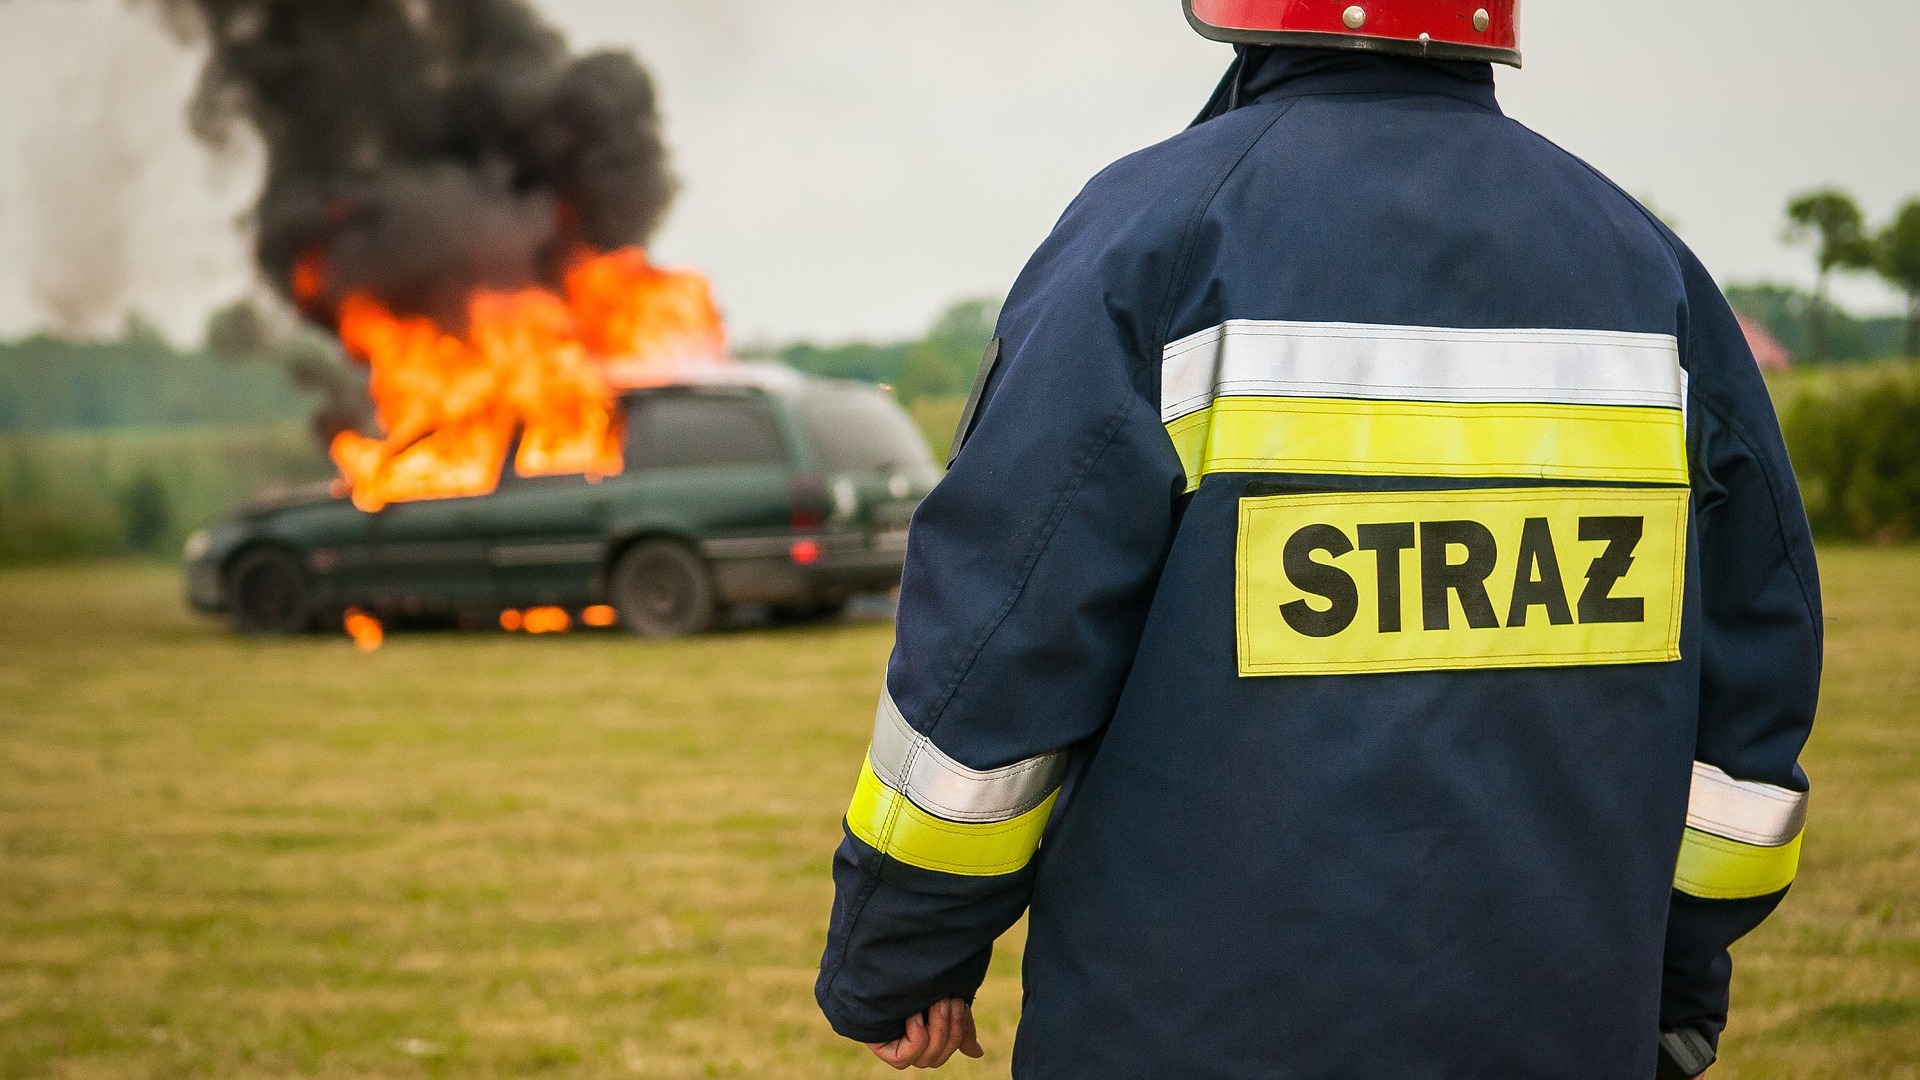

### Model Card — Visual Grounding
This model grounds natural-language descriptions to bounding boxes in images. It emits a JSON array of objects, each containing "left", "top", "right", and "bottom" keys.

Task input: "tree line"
[{"left": 1784, "top": 190, "right": 1920, "bottom": 360}]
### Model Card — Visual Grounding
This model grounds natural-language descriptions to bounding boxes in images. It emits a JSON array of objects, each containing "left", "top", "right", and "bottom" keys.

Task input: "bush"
[
  {"left": 0, "top": 424, "right": 332, "bottom": 563},
  {"left": 1780, "top": 361, "right": 1920, "bottom": 541},
  {"left": 119, "top": 470, "right": 173, "bottom": 554}
]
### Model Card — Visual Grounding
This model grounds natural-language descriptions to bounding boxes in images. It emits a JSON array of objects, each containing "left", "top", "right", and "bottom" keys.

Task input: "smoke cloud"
[
  {"left": 143, "top": 0, "right": 677, "bottom": 330},
  {"left": 25, "top": 19, "right": 174, "bottom": 338}
]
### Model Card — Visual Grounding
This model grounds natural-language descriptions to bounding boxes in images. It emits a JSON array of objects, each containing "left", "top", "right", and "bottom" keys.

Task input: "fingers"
[
  {"left": 917, "top": 999, "right": 954, "bottom": 1068},
  {"left": 957, "top": 1001, "right": 984, "bottom": 1059},
  {"left": 866, "top": 999, "right": 984, "bottom": 1070},
  {"left": 867, "top": 1010, "right": 928, "bottom": 1070}
]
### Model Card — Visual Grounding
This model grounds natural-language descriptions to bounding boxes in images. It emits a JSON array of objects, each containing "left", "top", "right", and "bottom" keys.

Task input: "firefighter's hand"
[{"left": 866, "top": 998, "right": 984, "bottom": 1069}]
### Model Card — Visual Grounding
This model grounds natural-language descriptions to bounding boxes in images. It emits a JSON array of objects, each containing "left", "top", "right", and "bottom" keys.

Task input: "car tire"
[
  {"left": 227, "top": 547, "right": 314, "bottom": 635},
  {"left": 611, "top": 540, "right": 717, "bottom": 638}
]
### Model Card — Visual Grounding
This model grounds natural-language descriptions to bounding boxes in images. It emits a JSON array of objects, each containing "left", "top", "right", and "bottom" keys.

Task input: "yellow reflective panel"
[
  {"left": 1237, "top": 487, "right": 1689, "bottom": 676},
  {"left": 1167, "top": 410, "right": 1212, "bottom": 494},
  {"left": 1674, "top": 827, "right": 1804, "bottom": 900},
  {"left": 846, "top": 757, "right": 1056, "bottom": 877},
  {"left": 1168, "top": 397, "right": 1688, "bottom": 492}
]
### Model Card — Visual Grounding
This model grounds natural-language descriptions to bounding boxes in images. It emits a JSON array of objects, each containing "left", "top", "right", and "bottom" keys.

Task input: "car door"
[
  {"left": 480, "top": 467, "right": 614, "bottom": 609},
  {"left": 365, "top": 492, "right": 498, "bottom": 613}
]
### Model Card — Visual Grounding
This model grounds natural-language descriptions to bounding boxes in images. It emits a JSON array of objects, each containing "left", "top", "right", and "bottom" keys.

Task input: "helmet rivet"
[
  {"left": 1472, "top": 8, "right": 1491, "bottom": 32},
  {"left": 1342, "top": 6, "right": 1367, "bottom": 30},
  {"left": 1418, "top": 32, "right": 1432, "bottom": 43}
]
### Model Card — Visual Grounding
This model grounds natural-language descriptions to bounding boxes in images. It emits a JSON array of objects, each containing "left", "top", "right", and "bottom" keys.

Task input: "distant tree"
[
  {"left": 1877, "top": 199, "right": 1920, "bottom": 358},
  {"left": 894, "top": 297, "right": 1002, "bottom": 400},
  {"left": 205, "top": 298, "right": 273, "bottom": 360},
  {"left": 119, "top": 470, "right": 173, "bottom": 554},
  {"left": 928, "top": 297, "right": 1001, "bottom": 346},
  {"left": 774, "top": 297, "right": 1005, "bottom": 402},
  {"left": 1785, "top": 189, "right": 1875, "bottom": 360}
]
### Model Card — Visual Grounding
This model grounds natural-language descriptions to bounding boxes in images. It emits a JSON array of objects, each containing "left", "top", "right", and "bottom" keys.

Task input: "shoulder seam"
[
  {"left": 1152, "top": 99, "right": 1303, "bottom": 353},
  {"left": 1508, "top": 120, "right": 1692, "bottom": 286}
]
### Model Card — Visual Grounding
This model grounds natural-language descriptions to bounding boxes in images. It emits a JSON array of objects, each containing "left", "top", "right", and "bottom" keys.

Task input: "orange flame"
[
  {"left": 291, "top": 250, "right": 327, "bottom": 307},
  {"left": 322, "top": 247, "right": 727, "bottom": 511},
  {"left": 499, "top": 606, "right": 579, "bottom": 634},
  {"left": 523, "top": 606, "right": 571, "bottom": 634},
  {"left": 343, "top": 608, "right": 384, "bottom": 651}
]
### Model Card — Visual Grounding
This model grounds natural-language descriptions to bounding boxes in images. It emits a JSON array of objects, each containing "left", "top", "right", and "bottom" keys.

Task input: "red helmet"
[{"left": 1185, "top": 0, "right": 1520, "bottom": 67}]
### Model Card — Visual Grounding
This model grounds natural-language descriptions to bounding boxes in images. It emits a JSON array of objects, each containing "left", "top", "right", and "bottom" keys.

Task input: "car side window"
[{"left": 627, "top": 393, "right": 789, "bottom": 470}]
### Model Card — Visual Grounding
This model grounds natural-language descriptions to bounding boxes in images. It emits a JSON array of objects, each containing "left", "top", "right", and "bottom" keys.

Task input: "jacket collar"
[{"left": 1192, "top": 46, "right": 1501, "bottom": 127}]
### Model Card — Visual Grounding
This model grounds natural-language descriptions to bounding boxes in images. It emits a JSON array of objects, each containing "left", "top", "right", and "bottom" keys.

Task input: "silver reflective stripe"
[
  {"left": 1687, "top": 761, "right": 1808, "bottom": 847},
  {"left": 869, "top": 689, "right": 1066, "bottom": 824},
  {"left": 1160, "top": 320, "right": 1686, "bottom": 424}
]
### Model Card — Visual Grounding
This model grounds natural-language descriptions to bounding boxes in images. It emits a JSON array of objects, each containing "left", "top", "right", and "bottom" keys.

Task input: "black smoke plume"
[{"left": 146, "top": 0, "right": 677, "bottom": 330}]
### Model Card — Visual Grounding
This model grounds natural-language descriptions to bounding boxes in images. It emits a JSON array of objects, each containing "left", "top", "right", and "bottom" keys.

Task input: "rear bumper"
[{"left": 702, "top": 532, "right": 905, "bottom": 606}]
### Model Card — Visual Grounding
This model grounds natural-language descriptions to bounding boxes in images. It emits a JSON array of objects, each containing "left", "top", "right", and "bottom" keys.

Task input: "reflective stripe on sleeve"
[
  {"left": 1673, "top": 762, "right": 1809, "bottom": 900},
  {"left": 1686, "top": 761, "right": 1808, "bottom": 846},
  {"left": 847, "top": 757, "right": 1059, "bottom": 877},
  {"left": 843, "top": 688, "right": 1067, "bottom": 876},
  {"left": 867, "top": 689, "right": 1066, "bottom": 823},
  {"left": 1674, "top": 827, "right": 1804, "bottom": 900}
]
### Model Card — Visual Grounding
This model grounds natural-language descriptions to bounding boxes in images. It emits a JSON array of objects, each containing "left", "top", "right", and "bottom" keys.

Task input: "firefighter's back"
[{"left": 1019, "top": 55, "right": 1712, "bottom": 1080}]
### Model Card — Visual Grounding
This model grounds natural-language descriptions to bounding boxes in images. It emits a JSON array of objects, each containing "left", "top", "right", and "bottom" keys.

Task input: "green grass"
[{"left": 1, "top": 553, "right": 1917, "bottom": 1077}]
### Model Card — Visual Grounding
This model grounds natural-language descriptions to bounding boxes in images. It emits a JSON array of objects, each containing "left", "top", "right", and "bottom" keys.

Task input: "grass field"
[{"left": 2, "top": 554, "right": 1917, "bottom": 1078}]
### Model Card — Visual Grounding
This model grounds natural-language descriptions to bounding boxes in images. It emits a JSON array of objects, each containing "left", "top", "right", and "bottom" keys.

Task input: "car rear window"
[
  {"left": 627, "top": 392, "right": 789, "bottom": 470},
  {"left": 796, "top": 384, "right": 938, "bottom": 480}
]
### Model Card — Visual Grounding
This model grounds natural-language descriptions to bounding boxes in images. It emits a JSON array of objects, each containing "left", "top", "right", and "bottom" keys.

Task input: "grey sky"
[{"left": 1, "top": 0, "right": 1915, "bottom": 346}]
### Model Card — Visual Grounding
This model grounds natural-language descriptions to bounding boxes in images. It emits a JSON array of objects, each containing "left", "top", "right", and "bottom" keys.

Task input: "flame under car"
[{"left": 183, "top": 365, "right": 937, "bottom": 637}]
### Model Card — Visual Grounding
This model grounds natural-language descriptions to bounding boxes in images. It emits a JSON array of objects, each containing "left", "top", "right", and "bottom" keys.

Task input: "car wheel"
[
  {"left": 227, "top": 547, "right": 313, "bottom": 635},
  {"left": 611, "top": 540, "right": 717, "bottom": 638}
]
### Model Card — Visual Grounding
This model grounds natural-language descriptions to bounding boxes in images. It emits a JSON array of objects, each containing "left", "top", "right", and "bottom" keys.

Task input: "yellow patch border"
[{"left": 1235, "top": 486, "right": 1689, "bottom": 677}]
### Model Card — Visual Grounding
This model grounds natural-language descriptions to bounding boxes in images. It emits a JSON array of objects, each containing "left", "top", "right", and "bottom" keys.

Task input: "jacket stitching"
[
  {"left": 1153, "top": 100, "right": 1300, "bottom": 351},
  {"left": 922, "top": 400, "right": 1134, "bottom": 738}
]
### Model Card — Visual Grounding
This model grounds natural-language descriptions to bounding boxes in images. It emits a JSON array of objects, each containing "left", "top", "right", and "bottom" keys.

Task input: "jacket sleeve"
[
  {"left": 813, "top": 195, "right": 1189, "bottom": 1044},
  {"left": 1661, "top": 255, "right": 1823, "bottom": 1071}
]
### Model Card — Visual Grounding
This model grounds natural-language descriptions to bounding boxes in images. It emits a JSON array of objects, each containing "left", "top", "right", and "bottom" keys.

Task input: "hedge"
[{"left": 1777, "top": 360, "right": 1920, "bottom": 542}]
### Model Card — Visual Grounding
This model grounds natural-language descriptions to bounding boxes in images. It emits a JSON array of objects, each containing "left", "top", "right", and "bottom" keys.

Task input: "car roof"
[
  {"left": 616, "top": 362, "right": 901, "bottom": 402},
  {"left": 616, "top": 360, "right": 809, "bottom": 395}
]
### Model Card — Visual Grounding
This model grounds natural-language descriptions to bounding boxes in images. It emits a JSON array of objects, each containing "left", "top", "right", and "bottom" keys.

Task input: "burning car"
[
  {"left": 184, "top": 364, "right": 937, "bottom": 637},
  {"left": 151, "top": 0, "right": 913, "bottom": 640}
]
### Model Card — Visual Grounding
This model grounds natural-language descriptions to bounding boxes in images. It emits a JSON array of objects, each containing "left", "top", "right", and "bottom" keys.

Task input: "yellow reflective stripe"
[
  {"left": 1674, "top": 826, "right": 1804, "bottom": 900},
  {"left": 846, "top": 757, "right": 1056, "bottom": 877},
  {"left": 1166, "top": 396, "right": 1689, "bottom": 493},
  {"left": 1166, "top": 410, "right": 1212, "bottom": 493}
]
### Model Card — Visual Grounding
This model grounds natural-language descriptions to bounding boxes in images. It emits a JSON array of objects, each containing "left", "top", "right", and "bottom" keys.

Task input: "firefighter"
[{"left": 816, "top": 3, "right": 1820, "bottom": 1077}]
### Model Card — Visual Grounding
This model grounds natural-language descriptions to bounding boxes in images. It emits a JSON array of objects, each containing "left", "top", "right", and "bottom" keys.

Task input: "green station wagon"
[{"left": 184, "top": 364, "right": 939, "bottom": 636}]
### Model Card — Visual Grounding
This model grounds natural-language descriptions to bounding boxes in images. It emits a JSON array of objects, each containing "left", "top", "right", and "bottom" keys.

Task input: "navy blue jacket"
[{"left": 817, "top": 49, "right": 1821, "bottom": 1080}]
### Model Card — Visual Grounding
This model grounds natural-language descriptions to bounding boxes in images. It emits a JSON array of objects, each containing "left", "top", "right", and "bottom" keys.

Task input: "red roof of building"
[{"left": 1735, "top": 312, "right": 1793, "bottom": 371}]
